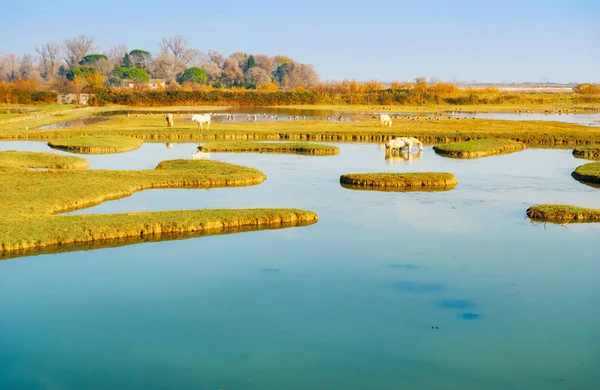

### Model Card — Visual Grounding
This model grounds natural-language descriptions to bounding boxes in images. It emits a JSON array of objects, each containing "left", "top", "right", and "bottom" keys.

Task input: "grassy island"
[
  {"left": 0, "top": 152, "right": 318, "bottom": 255},
  {"left": 526, "top": 205, "right": 600, "bottom": 222},
  {"left": 48, "top": 135, "right": 143, "bottom": 154},
  {"left": 433, "top": 139, "right": 526, "bottom": 158},
  {"left": 571, "top": 162, "right": 600, "bottom": 185},
  {"left": 0, "top": 150, "right": 90, "bottom": 169},
  {"left": 339, "top": 172, "right": 458, "bottom": 191}
]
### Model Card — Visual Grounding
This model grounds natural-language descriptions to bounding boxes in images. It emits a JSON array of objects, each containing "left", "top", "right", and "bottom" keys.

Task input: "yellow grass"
[
  {"left": 2, "top": 108, "right": 599, "bottom": 146},
  {"left": 0, "top": 150, "right": 90, "bottom": 169},
  {"left": 433, "top": 139, "right": 526, "bottom": 158},
  {"left": 339, "top": 172, "right": 458, "bottom": 191},
  {"left": 571, "top": 162, "right": 600, "bottom": 185},
  {"left": 526, "top": 205, "right": 600, "bottom": 223},
  {"left": 48, "top": 135, "right": 143, "bottom": 154},
  {"left": 0, "top": 153, "right": 318, "bottom": 255},
  {"left": 572, "top": 146, "right": 600, "bottom": 160}
]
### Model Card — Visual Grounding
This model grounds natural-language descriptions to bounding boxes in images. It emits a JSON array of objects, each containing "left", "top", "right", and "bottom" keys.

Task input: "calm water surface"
[{"left": 0, "top": 141, "right": 599, "bottom": 390}]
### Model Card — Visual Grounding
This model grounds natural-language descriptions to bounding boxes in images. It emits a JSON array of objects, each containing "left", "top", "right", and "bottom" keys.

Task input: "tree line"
[
  {"left": 0, "top": 34, "right": 319, "bottom": 93},
  {"left": 0, "top": 34, "right": 598, "bottom": 105}
]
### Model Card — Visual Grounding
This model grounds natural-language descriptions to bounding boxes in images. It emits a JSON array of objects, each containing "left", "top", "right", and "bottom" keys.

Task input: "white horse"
[
  {"left": 406, "top": 137, "right": 424, "bottom": 151},
  {"left": 165, "top": 113, "right": 174, "bottom": 127},
  {"left": 385, "top": 137, "right": 412, "bottom": 153},
  {"left": 379, "top": 114, "right": 392, "bottom": 127},
  {"left": 191, "top": 114, "right": 211, "bottom": 130},
  {"left": 192, "top": 150, "right": 211, "bottom": 160}
]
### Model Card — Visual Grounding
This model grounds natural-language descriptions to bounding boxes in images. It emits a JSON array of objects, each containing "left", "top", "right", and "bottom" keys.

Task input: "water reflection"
[{"left": 385, "top": 150, "right": 423, "bottom": 164}]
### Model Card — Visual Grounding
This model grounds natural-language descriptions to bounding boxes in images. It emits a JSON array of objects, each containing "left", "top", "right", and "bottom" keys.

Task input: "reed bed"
[{"left": 433, "top": 139, "right": 526, "bottom": 158}]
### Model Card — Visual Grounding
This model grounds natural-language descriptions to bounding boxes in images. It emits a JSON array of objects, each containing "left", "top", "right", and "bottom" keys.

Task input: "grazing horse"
[
  {"left": 406, "top": 137, "right": 424, "bottom": 151},
  {"left": 379, "top": 114, "right": 393, "bottom": 127},
  {"left": 385, "top": 137, "right": 412, "bottom": 153},
  {"left": 165, "top": 113, "right": 174, "bottom": 127},
  {"left": 191, "top": 114, "right": 211, "bottom": 130}
]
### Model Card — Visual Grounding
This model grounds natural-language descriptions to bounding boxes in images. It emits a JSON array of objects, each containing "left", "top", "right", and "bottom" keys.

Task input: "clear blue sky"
[{"left": 2, "top": 0, "right": 598, "bottom": 83}]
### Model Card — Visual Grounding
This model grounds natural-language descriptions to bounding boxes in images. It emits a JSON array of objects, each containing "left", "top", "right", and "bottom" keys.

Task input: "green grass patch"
[
  {"left": 340, "top": 172, "right": 458, "bottom": 191},
  {"left": 199, "top": 141, "right": 340, "bottom": 155},
  {"left": 526, "top": 204, "right": 600, "bottom": 223},
  {"left": 433, "top": 139, "right": 526, "bottom": 158},
  {"left": 0, "top": 152, "right": 319, "bottom": 255},
  {"left": 572, "top": 145, "right": 600, "bottom": 160},
  {"left": 0, "top": 150, "right": 89, "bottom": 169},
  {"left": 48, "top": 135, "right": 143, "bottom": 154},
  {"left": 571, "top": 162, "right": 600, "bottom": 185}
]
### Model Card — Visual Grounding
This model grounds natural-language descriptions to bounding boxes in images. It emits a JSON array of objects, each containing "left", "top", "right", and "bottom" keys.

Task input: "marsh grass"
[
  {"left": 433, "top": 139, "right": 526, "bottom": 158},
  {"left": 48, "top": 135, "right": 143, "bottom": 154},
  {"left": 0, "top": 153, "right": 318, "bottom": 254},
  {"left": 2, "top": 107, "right": 600, "bottom": 146},
  {"left": 526, "top": 204, "right": 600, "bottom": 222},
  {"left": 340, "top": 172, "right": 458, "bottom": 191},
  {"left": 572, "top": 145, "right": 600, "bottom": 160},
  {"left": 0, "top": 150, "right": 89, "bottom": 169},
  {"left": 571, "top": 162, "right": 600, "bottom": 185},
  {"left": 199, "top": 141, "right": 340, "bottom": 155}
]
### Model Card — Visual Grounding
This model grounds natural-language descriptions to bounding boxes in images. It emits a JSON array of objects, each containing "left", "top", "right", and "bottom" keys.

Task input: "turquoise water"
[{"left": 0, "top": 142, "right": 599, "bottom": 389}]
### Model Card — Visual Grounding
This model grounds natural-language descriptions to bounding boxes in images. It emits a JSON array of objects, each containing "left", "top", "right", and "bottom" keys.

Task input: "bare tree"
[
  {"left": 221, "top": 57, "right": 244, "bottom": 87},
  {"left": 150, "top": 53, "right": 179, "bottom": 82},
  {"left": 0, "top": 53, "right": 19, "bottom": 81},
  {"left": 287, "top": 63, "right": 319, "bottom": 89},
  {"left": 245, "top": 67, "right": 272, "bottom": 87},
  {"left": 158, "top": 35, "right": 190, "bottom": 62},
  {"left": 229, "top": 52, "right": 249, "bottom": 68},
  {"left": 94, "top": 58, "right": 114, "bottom": 76},
  {"left": 63, "top": 34, "right": 95, "bottom": 68},
  {"left": 35, "top": 41, "right": 62, "bottom": 79},
  {"left": 19, "top": 54, "right": 36, "bottom": 79},
  {"left": 254, "top": 54, "right": 275, "bottom": 74},
  {"left": 207, "top": 50, "right": 224, "bottom": 67},
  {"left": 107, "top": 44, "right": 129, "bottom": 66}
]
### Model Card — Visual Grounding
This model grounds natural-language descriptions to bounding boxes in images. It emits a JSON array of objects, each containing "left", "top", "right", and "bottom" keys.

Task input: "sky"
[{"left": 1, "top": 0, "right": 599, "bottom": 83}]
